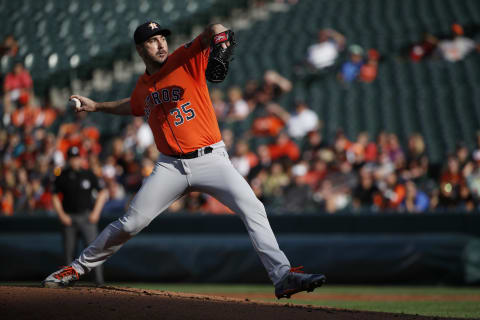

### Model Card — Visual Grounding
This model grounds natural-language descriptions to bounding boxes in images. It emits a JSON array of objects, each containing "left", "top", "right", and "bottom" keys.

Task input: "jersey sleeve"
[
  {"left": 130, "top": 80, "right": 146, "bottom": 117},
  {"left": 171, "top": 35, "right": 210, "bottom": 82}
]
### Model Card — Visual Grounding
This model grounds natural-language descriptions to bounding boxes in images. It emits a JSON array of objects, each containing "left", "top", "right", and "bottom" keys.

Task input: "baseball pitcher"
[{"left": 42, "top": 21, "right": 325, "bottom": 299}]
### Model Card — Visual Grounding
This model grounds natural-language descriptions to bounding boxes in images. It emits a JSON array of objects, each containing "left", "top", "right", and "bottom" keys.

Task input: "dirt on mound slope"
[{"left": 0, "top": 286, "right": 466, "bottom": 320}]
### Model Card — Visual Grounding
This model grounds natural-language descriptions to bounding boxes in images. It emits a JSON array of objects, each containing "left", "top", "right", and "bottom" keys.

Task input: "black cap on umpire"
[
  {"left": 134, "top": 21, "right": 171, "bottom": 45},
  {"left": 67, "top": 146, "right": 80, "bottom": 159}
]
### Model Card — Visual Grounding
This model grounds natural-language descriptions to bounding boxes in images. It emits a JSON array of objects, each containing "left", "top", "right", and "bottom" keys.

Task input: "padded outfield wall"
[{"left": 1, "top": 213, "right": 479, "bottom": 285}]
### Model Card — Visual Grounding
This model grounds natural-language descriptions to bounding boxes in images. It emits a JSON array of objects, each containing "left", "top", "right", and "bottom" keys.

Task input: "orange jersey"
[{"left": 130, "top": 36, "right": 222, "bottom": 155}]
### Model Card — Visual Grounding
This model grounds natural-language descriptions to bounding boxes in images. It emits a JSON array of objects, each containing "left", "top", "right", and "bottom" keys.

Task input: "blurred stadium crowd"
[{"left": 1, "top": 0, "right": 480, "bottom": 217}]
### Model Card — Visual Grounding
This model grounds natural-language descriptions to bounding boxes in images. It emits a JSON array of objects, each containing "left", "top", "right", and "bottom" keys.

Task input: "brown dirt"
[
  {"left": 202, "top": 292, "right": 480, "bottom": 302},
  {"left": 0, "top": 286, "right": 469, "bottom": 320}
]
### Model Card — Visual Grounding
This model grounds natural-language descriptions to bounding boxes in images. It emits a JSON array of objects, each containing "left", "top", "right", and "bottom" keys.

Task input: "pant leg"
[
  {"left": 72, "top": 157, "right": 189, "bottom": 275},
  {"left": 188, "top": 149, "right": 291, "bottom": 285},
  {"left": 62, "top": 222, "right": 77, "bottom": 265},
  {"left": 76, "top": 214, "right": 104, "bottom": 285}
]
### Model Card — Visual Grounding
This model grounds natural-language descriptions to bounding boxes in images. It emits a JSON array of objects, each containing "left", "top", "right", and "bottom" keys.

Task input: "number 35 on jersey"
[
  {"left": 170, "top": 102, "right": 195, "bottom": 126},
  {"left": 144, "top": 87, "right": 195, "bottom": 126}
]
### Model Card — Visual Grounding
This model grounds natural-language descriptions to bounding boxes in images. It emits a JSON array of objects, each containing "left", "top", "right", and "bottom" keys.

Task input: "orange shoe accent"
[
  {"left": 290, "top": 266, "right": 305, "bottom": 273},
  {"left": 53, "top": 266, "right": 79, "bottom": 280}
]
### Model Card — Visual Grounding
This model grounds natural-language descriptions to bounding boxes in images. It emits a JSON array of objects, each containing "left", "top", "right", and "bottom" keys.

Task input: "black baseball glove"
[{"left": 205, "top": 30, "right": 236, "bottom": 83}]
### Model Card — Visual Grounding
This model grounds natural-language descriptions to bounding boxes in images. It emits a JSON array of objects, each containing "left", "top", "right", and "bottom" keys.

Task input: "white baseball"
[{"left": 69, "top": 98, "right": 81, "bottom": 111}]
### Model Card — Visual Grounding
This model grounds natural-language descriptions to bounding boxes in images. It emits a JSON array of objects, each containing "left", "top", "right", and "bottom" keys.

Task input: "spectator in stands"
[
  {"left": 326, "top": 159, "right": 357, "bottom": 198},
  {"left": 314, "top": 177, "right": 351, "bottom": 213},
  {"left": 359, "top": 49, "right": 380, "bottom": 83},
  {"left": 439, "top": 155, "right": 463, "bottom": 208},
  {"left": 29, "top": 174, "right": 52, "bottom": 212},
  {"left": 387, "top": 134, "right": 404, "bottom": 162},
  {"left": 0, "top": 189, "right": 14, "bottom": 216},
  {"left": 255, "top": 70, "right": 292, "bottom": 104},
  {"left": 338, "top": 45, "right": 364, "bottom": 83},
  {"left": 248, "top": 144, "right": 273, "bottom": 181},
  {"left": 352, "top": 166, "right": 380, "bottom": 210},
  {"left": 3, "top": 62, "right": 33, "bottom": 124},
  {"left": 265, "top": 101, "right": 319, "bottom": 140},
  {"left": 408, "top": 33, "right": 438, "bottom": 62},
  {"left": 459, "top": 184, "right": 476, "bottom": 211},
  {"left": 263, "top": 162, "right": 290, "bottom": 199},
  {"left": 36, "top": 97, "right": 58, "bottom": 127},
  {"left": 333, "top": 129, "right": 352, "bottom": 159},
  {"left": 251, "top": 103, "right": 286, "bottom": 137},
  {"left": 226, "top": 87, "right": 250, "bottom": 121},
  {"left": 466, "top": 150, "right": 480, "bottom": 205},
  {"left": 0, "top": 34, "right": 19, "bottom": 58},
  {"left": 102, "top": 179, "right": 127, "bottom": 217},
  {"left": 401, "top": 180, "right": 429, "bottom": 213},
  {"left": 301, "top": 130, "right": 328, "bottom": 161},
  {"left": 303, "top": 158, "right": 328, "bottom": 191},
  {"left": 231, "top": 140, "right": 258, "bottom": 177},
  {"left": 306, "top": 29, "right": 346, "bottom": 71},
  {"left": 210, "top": 88, "right": 229, "bottom": 120},
  {"left": 11, "top": 99, "right": 40, "bottom": 129},
  {"left": 133, "top": 117, "right": 154, "bottom": 153},
  {"left": 378, "top": 171, "right": 406, "bottom": 210},
  {"left": 243, "top": 79, "right": 260, "bottom": 103},
  {"left": 221, "top": 128, "right": 234, "bottom": 154},
  {"left": 437, "top": 23, "right": 479, "bottom": 62},
  {"left": 347, "top": 131, "right": 371, "bottom": 164},
  {"left": 268, "top": 131, "right": 300, "bottom": 162},
  {"left": 286, "top": 101, "right": 320, "bottom": 140},
  {"left": 282, "top": 162, "right": 313, "bottom": 212},
  {"left": 406, "top": 133, "right": 426, "bottom": 163},
  {"left": 456, "top": 142, "right": 471, "bottom": 171},
  {"left": 250, "top": 168, "right": 268, "bottom": 203}
]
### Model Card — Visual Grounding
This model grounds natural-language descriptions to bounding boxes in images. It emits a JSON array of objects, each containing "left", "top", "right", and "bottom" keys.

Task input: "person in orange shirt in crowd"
[
  {"left": 359, "top": 49, "right": 379, "bottom": 83},
  {"left": 251, "top": 103, "right": 286, "bottom": 137},
  {"left": 268, "top": 132, "right": 300, "bottom": 162},
  {"left": 0, "top": 188, "right": 14, "bottom": 216},
  {"left": 303, "top": 158, "right": 329, "bottom": 191},
  {"left": 333, "top": 129, "right": 353, "bottom": 159},
  {"left": 11, "top": 101, "right": 41, "bottom": 128}
]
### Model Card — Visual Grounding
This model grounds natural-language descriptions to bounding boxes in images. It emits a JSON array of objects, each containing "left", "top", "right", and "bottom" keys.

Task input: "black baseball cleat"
[{"left": 274, "top": 266, "right": 326, "bottom": 299}]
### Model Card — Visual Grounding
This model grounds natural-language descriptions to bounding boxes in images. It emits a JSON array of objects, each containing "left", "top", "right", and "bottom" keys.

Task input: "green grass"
[{"left": 112, "top": 283, "right": 480, "bottom": 319}]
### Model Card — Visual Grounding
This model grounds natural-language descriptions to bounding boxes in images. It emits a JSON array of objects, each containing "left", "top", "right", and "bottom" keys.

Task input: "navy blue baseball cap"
[{"left": 134, "top": 21, "right": 171, "bottom": 45}]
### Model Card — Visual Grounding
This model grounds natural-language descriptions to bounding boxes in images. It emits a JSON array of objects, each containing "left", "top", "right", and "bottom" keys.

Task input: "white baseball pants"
[{"left": 72, "top": 141, "right": 291, "bottom": 285}]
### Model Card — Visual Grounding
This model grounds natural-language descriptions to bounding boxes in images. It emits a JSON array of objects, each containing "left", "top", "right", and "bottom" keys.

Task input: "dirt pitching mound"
[{"left": 0, "top": 286, "right": 464, "bottom": 320}]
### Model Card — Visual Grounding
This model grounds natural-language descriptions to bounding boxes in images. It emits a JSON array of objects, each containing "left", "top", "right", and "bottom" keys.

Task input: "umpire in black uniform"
[{"left": 52, "top": 146, "right": 108, "bottom": 286}]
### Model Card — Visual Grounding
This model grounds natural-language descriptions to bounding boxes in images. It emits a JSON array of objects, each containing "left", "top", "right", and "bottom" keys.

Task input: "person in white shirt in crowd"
[
  {"left": 307, "top": 29, "right": 346, "bottom": 70},
  {"left": 438, "top": 23, "right": 479, "bottom": 62},
  {"left": 226, "top": 87, "right": 250, "bottom": 121},
  {"left": 287, "top": 101, "right": 319, "bottom": 139},
  {"left": 264, "top": 101, "right": 319, "bottom": 140},
  {"left": 231, "top": 140, "right": 258, "bottom": 177}
]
